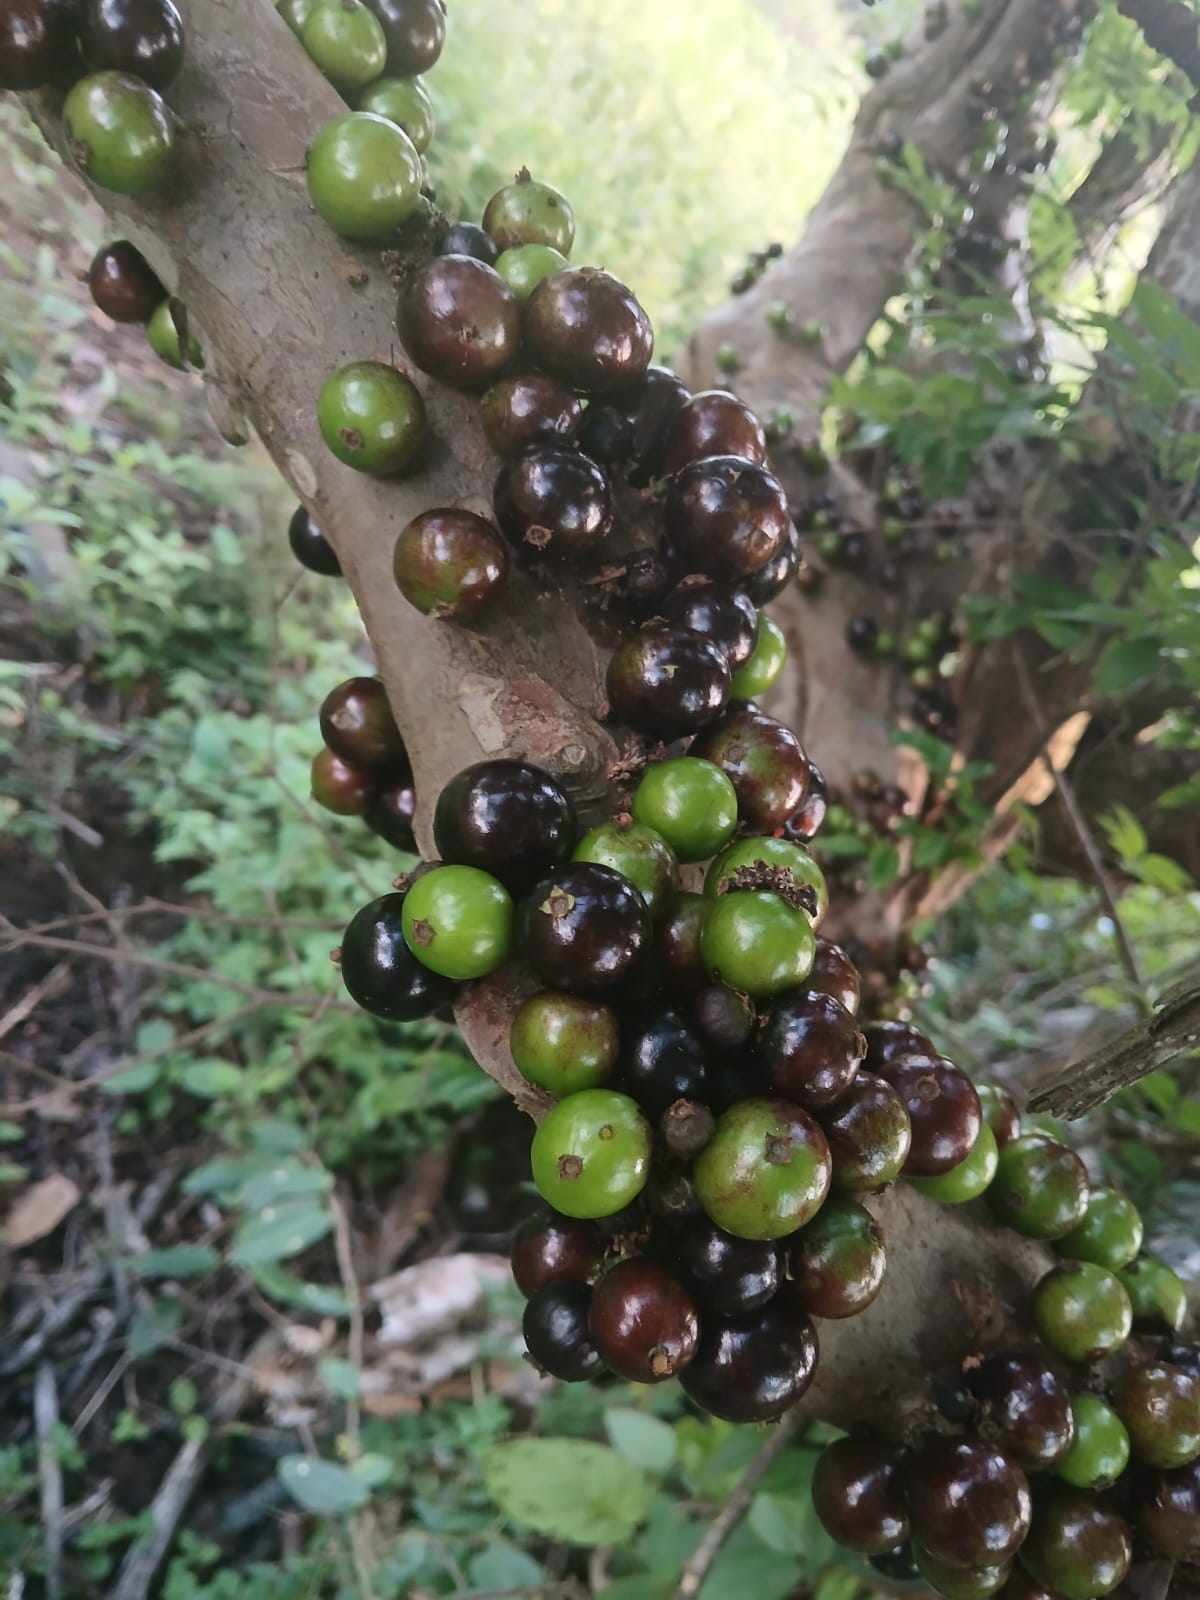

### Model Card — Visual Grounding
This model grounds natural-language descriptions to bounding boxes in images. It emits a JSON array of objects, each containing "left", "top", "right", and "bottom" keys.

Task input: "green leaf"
[
  {"left": 1132, "top": 853, "right": 1193, "bottom": 893},
  {"left": 1099, "top": 805, "right": 1147, "bottom": 864},
  {"left": 1095, "top": 636, "right": 1160, "bottom": 695},
  {"left": 748, "top": 1491, "right": 809, "bottom": 1555},
  {"left": 101, "top": 1063, "right": 162, "bottom": 1095},
  {"left": 229, "top": 1200, "right": 331, "bottom": 1267},
  {"left": 183, "top": 1154, "right": 276, "bottom": 1197},
  {"left": 234, "top": 1162, "right": 332, "bottom": 1210},
  {"left": 350, "top": 1453, "right": 393, "bottom": 1489},
  {"left": 277, "top": 1455, "right": 370, "bottom": 1516},
  {"left": 0, "top": 1122, "right": 24, "bottom": 1144},
  {"left": 604, "top": 1408, "right": 678, "bottom": 1474},
  {"left": 467, "top": 1541, "right": 546, "bottom": 1590},
  {"left": 867, "top": 841, "right": 900, "bottom": 891},
  {"left": 130, "top": 1245, "right": 219, "bottom": 1280},
  {"left": 318, "top": 1357, "right": 361, "bottom": 1400},
  {"left": 249, "top": 1119, "right": 310, "bottom": 1155},
  {"left": 483, "top": 1439, "right": 654, "bottom": 1546},
  {"left": 178, "top": 1060, "right": 243, "bottom": 1098},
  {"left": 1168, "top": 1099, "right": 1200, "bottom": 1137},
  {"left": 128, "top": 1298, "right": 183, "bottom": 1358},
  {"left": 249, "top": 1265, "right": 351, "bottom": 1317},
  {"left": 1139, "top": 1071, "right": 1179, "bottom": 1115}
]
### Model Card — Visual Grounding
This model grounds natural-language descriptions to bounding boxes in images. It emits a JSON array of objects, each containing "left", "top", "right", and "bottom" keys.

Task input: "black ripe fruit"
[
  {"left": 434, "top": 759, "right": 575, "bottom": 896},
  {"left": 399, "top": 255, "right": 520, "bottom": 388},
  {"left": 365, "top": 0, "right": 446, "bottom": 74},
  {"left": 606, "top": 624, "right": 730, "bottom": 741},
  {"left": 525, "top": 267, "right": 653, "bottom": 396},
  {"left": 521, "top": 864, "right": 650, "bottom": 995},
  {"left": 319, "top": 677, "right": 406, "bottom": 770},
  {"left": 665, "top": 455, "right": 790, "bottom": 580},
  {"left": 905, "top": 1435, "right": 1032, "bottom": 1569},
  {"left": 588, "top": 1258, "right": 699, "bottom": 1382},
  {"left": 662, "top": 388, "right": 769, "bottom": 474},
  {"left": 674, "top": 1216, "right": 780, "bottom": 1316},
  {"left": 813, "top": 1438, "right": 909, "bottom": 1555},
  {"left": 1, "top": 0, "right": 80, "bottom": 89},
  {"left": 88, "top": 239, "right": 164, "bottom": 323},
  {"left": 757, "top": 990, "right": 864, "bottom": 1109},
  {"left": 523, "top": 1281, "right": 603, "bottom": 1381},
  {"left": 679, "top": 1301, "right": 818, "bottom": 1423},
  {"left": 339, "top": 892, "right": 455, "bottom": 1020},
  {"left": 80, "top": 0, "right": 185, "bottom": 90},
  {"left": 288, "top": 506, "right": 342, "bottom": 576},
  {"left": 494, "top": 445, "right": 613, "bottom": 563}
]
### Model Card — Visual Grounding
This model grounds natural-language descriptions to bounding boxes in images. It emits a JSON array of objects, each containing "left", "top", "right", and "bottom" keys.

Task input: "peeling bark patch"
[
  {"left": 458, "top": 674, "right": 509, "bottom": 753},
  {"left": 285, "top": 450, "right": 319, "bottom": 498}
]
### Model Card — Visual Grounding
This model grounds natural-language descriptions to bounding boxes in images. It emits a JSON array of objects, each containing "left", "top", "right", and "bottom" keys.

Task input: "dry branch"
[{"left": 1029, "top": 977, "right": 1200, "bottom": 1118}]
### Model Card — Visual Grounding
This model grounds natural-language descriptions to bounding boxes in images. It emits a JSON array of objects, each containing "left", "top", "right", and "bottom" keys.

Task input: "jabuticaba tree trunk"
[
  {"left": 24, "top": 0, "right": 1065, "bottom": 1421},
  {"left": 684, "top": 0, "right": 1200, "bottom": 950}
]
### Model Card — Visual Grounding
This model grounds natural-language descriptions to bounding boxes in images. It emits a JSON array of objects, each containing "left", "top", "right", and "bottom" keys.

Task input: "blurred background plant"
[{"left": 1, "top": 0, "right": 1199, "bottom": 1593}]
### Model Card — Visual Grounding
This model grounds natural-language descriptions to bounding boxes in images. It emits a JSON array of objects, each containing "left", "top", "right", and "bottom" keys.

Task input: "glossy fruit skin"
[
  {"left": 80, "top": 0, "right": 184, "bottom": 89},
  {"left": 394, "top": 507, "right": 508, "bottom": 620},
  {"left": 691, "top": 707, "right": 811, "bottom": 834},
  {"left": 674, "top": 1217, "right": 779, "bottom": 1316},
  {"left": 906, "top": 1435, "right": 1032, "bottom": 1569},
  {"left": 277, "top": 0, "right": 315, "bottom": 33},
  {"left": 523, "top": 1282, "right": 603, "bottom": 1381},
  {"left": 871, "top": 1543, "right": 923, "bottom": 1584},
  {"left": 494, "top": 445, "right": 613, "bottom": 563},
  {"left": 318, "top": 360, "right": 426, "bottom": 475},
  {"left": 632, "top": 757, "right": 738, "bottom": 864},
  {"left": 786, "top": 759, "right": 828, "bottom": 840},
  {"left": 301, "top": 0, "right": 386, "bottom": 92},
  {"left": 914, "top": 1545, "right": 1012, "bottom": 1600},
  {"left": 989, "top": 1135, "right": 1090, "bottom": 1240},
  {"left": 808, "top": 939, "right": 860, "bottom": 1014},
  {"left": 364, "top": 777, "right": 416, "bottom": 850},
  {"left": 521, "top": 864, "right": 650, "bottom": 996},
  {"left": 526, "top": 267, "right": 653, "bottom": 396},
  {"left": 1018, "top": 1489, "right": 1131, "bottom": 1600},
  {"left": 911, "top": 1122, "right": 999, "bottom": 1204},
  {"left": 788, "top": 1198, "right": 885, "bottom": 1318},
  {"left": 511, "top": 991, "right": 619, "bottom": 1095},
  {"left": 667, "top": 456, "right": 789, "bottom": 581},
  {"left": 0, "top": 0, "right": 80, "bottom": 88},
  {"left": 1057, "top": 1395, "right": 1130, "bottom": 1490},
  {"left": 400, "top": 256, "right": 520, "bottom": 389},
  {"left": 441, "top": 221, "right": 497, "bottom": 264},
  {"left": 819, "top": 1073, "right": 912, "bottom": 1194},
  {"left": 661, "top": 581, "right": 757, "bottom": 669},
  {"left": 1136, "top": 1457, "right": 1200, "bottom": 1559},
  {"left": 886, "top": 1057, "right": 981, "bottom": 1178},
  {"left": 1115, "top": 1361, "right": 1200, "bottom": 1468},
  {"left": 88, "top": 240, "right": 163, "bottom": 323},
  {"left": 619, "top": 1007, "right": 709, "bottom": 1118},
  {"left": 434, "top": 759, "right": 575, "bottom": 897},
  {"left": 483, "top": 173, "right": 575, "bottom": 255},
  {"left": 863, "top": 1019, "right": 936, "bottom": 1075},
  {"left": 339, "top": 891, "right": 455, "bottom": 1019},
  {"left": 363, "top": 0, "right": 444, "bottom": 75},
  {"left": 495, "top": 242, "right": 568, "bottom": 301},
  {"left": 1056, "top": 1188, "right": 1141, "bottom": 1271},
  {"left": 320, "top": 676, "right": 405, "bottom": 769},
  {"left": 311, "top": 747, "right": 374, "bottom": 815},
  {"left": 65, "top": 72, "right": 176, "bottom": 196},
  {"left": 529, "top": 1089, "right": 651, "bottom": 1218},
  {"left": 1032, "top": 1263, "right": 1132, "bottom": 1363},
  {"left": 812, "top": 1438, "right": 909, "bottom": 1554},
  {"left": 657, "top": 891, "right": 707, "bottom": 994},
  {"left": 679, "top": 1301, "right": 818, "bottom": 1422},
  {"left": 691, "top": 983, "right": 754, "bottom": 1051},
  {"left": 745, "top": 524, "right": 801, "bottom": 605},
  {"left": 705, "top": 834, "right": 827, "bottom": 925},
  {"left": 357, "top": 74, "right": 433, "bottom": 152},
  {"left": 306, "top": 112, "right": 421, "bottom": 242},
  {"left": 572, "top": 819, "right": 677, "bottom": 921},
  {"left": 401, "top": 864, "right": 513, "bottom": 980},
  {"left": 1118, "top": 1256, "right": 1187, "bottom": 1333},
  {"left": 966, "top": 1353, "right": 1075, "bottom": 1471},
  {"left": 695, "top": 1097, "right": 831, "bottom": 1240},
  {"left": 758, "top": 990, "right": 865, "bottom": 1110},
  {"left": 701, "top": 890, "right": 816, "bottom": 1000},
  {"left": 481, "top": 373, "right": 582, "bottom": 456},
  {"left": 622, "top": 364, "right": 691, "bottom": 483},
  {"left": 589, "top": 1258, "right": 699, "bottom": 1382},
  {"left": 288, "top": 505, "right": 342, "bottom": 576},
  {"left": 977, "top": 1083, "right": 1022, "bottom": 1148},
  {"left": 730, "top": 614, "right": 788, "bottom": 699},
  {"left": 511, "top": 1211, "right": 602, "bottom": 1298},
  {"left": 606, "top": 624, "right": 730, "bottom": 741},
  {"left": 662, "top": 389, "right": 769, "bottom": 474},
  {"left": 146, "top": 299, "right": 203, "bottom": 369}
]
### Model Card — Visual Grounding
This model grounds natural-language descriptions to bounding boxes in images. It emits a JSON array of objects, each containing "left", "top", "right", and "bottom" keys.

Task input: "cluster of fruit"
[
  {"left": 1, "top": 1, "right": 204, "bottom": 369},
  {"left": 311, "top": 675, "right": 416, "bottom": 852}
]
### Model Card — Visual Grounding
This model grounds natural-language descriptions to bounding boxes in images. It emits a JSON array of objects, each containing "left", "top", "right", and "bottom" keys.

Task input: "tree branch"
[{"left": 1028, "top": 978, "right": 1200, "bottom": 1118}]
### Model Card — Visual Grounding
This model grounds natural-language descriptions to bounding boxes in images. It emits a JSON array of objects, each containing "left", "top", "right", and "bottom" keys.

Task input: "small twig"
[
  {"left": 672, "top": 1410, "right": 806, "bottom": 1599},
  {"left": 1029, "top": 977, "right": 1200, "bottom": 1119},
  {"left": 34, "top": 1362, "right": 63, "bottom": 1600},
  {"left": 0, "top": 962, "right": 71, "bottom": 1044},
  {"left": 1013, "top": 646, "right": 1146, "bottom": 1000},
  {"left": 330, "top": 1188, "right": 376, "bottom": 1600}
]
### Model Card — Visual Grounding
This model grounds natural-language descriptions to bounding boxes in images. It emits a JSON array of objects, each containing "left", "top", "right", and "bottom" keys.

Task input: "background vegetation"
[{"left": 1, "top": 1, "right": 1198, "bottom": 1595}]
